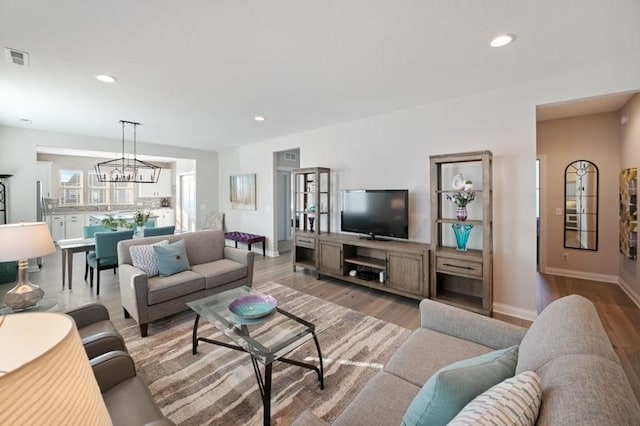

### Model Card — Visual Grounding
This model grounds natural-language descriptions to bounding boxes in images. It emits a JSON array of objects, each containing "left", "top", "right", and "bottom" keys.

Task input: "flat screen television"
[{"left": 341, "top": 189, "right": 409, "bottom": 240}]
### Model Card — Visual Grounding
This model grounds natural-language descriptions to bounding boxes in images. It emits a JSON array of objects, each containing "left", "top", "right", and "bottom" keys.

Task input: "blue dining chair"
[
  {"left": 87, "top": 229, "right": 134, "bottom": 295},
  {"left": 82, "top": 225, "right": 110, "bottom": 280},
  {"left": 142, "top": 225, "right": 175, "bottom": 237}
]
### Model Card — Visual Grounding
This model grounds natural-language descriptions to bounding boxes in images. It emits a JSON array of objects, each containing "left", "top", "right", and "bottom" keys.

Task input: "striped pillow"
[
  {"left": 129, "top": 240, "right": 169, "bottom": 277},
  {"left": 448, "top": 371, "right": 542, "bottom": 426}
]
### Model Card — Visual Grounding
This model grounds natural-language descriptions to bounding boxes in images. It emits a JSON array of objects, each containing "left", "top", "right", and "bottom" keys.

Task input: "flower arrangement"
[
  {"left": 134, "top": 210, "right": 151, "bottom": 227},
  {"left": 446, "top": 191, "right": 476, "bottom": 207}
]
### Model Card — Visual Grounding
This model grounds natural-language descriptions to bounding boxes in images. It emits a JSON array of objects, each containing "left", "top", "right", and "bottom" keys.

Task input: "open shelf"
[{"left": 344, "top": 255, "right": 385, "bottom": 269}]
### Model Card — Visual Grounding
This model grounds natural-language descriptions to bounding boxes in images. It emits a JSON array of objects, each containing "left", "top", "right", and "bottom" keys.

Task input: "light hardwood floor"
[{"left": 2, "top": 249, "right": 639, "bottom": 402}]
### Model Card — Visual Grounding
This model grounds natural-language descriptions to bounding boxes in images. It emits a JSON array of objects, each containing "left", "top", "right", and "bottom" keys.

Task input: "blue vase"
[{"left": 452, "top": 223, "right": 474, "bottom": 252}]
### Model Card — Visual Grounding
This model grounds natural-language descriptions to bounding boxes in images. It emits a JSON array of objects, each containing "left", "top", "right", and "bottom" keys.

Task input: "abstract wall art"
[
  {"left": 619, "top": 168, "right": 637, "bottom": 260},
  {"left": 230, "top": 174, "right": 256, "bottom": 210}
]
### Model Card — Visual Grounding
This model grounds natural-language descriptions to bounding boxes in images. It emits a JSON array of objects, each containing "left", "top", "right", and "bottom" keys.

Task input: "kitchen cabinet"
[
  {"left": 151, "top": 208, "right": 175, "bottom": 227},
  {"left": 48, "top": 214, "right": 65, "bottom": 242},
  {"left": 36, "top": 161, "right": 53, "bottom": 198},
  {"left": 139, "top": 169, "right": 172, "bottom": 197},
  {"left": 65, "top": 214, "right": 84, "bottom": 239}
]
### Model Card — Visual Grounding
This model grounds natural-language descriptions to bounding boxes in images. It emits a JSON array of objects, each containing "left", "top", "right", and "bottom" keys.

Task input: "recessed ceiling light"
[
  {"left": 490, "top": 34, "right": 515, "bottom": 48},
  {"left": 95, "top": 74, "right": 117, "bottom": 83},
  {"left": 254, "top": 116, "right": 267, "bottom": 122}
]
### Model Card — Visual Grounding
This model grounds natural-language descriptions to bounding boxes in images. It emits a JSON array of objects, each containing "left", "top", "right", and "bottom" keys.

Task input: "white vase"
[{"left": 451, "top": 174, "right": 465, "bottom": 191}]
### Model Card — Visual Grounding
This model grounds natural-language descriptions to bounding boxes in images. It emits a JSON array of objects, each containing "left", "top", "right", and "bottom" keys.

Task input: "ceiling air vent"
[{"left": 5, "top": 47, "right": 29, "bottom": 67}]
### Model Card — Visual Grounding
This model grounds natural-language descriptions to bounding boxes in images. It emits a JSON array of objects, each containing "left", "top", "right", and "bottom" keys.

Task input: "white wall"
[
  {"left": 219, "top": 52, "right": 640, "bottom": 319},
  {"left": 0, "top": 126, "right": 218, "bottom": 229},
  {"left": 620, "top": 94, "right": 640, "bottom": 303}
]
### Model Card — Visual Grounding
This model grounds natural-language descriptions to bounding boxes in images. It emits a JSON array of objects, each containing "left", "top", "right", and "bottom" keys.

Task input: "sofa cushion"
[
  {"left": 402, "top": 345, "right": 518, "bottom": 426},
  {"left": 129, "top": 240, "right": 169, "bottom": 277},
  {"left": 516, "top": 294, "right": 618, "bottom": 374},
  {"left": 448, "top": 371, "right": 542, "bottom": 426},
  {"left": 534, "top": 354, "right": 640, "bottom": 425},
  {"left": 385, "top": 328, "right": 494, "bottom": 387},
  {"left": 191, "top": 259, "right": 248, "bottom": 289},
  {"left": 183, "top": 229, "right": 225, "bottom": 265},
  {"left": 147, "top": 271, "right": 205, "bottom": 305},
  {"left": 333, "top": 371, "right": 419, "bottom": 426},
  {"left": 154, "top": 240, "right": 191, "bottom": 277}
]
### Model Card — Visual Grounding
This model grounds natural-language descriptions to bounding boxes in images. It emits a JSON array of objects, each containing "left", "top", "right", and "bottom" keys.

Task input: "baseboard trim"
[
  {"left": 493, "top": 303, "right": 537, "bottom": 322},
  {"left": 618, "top": 277, "right": 640, "bottom": 309},
  {"left": 543, "top": 267, "right": 618, "bottom": 284}
]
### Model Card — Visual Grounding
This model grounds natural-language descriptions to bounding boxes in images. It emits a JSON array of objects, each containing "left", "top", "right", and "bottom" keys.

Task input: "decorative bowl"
[{"left": 228, "top": 294, "right": 277, "bottom": 319}]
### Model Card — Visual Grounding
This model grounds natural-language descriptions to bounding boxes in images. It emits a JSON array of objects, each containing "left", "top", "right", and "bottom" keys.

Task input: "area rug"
[{"left": 120, "top": 281, "right": 412, "bottom": 425}]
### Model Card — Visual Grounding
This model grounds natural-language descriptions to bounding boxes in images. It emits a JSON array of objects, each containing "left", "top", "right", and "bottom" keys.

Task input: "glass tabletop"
[{"left": 188, "top": 286, "right": 322, "bottom": 364}]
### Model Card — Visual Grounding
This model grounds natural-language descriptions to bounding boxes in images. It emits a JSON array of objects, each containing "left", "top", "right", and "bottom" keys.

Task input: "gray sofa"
[
  {"left": 295, "top": 295, "right": 640, "bottom": 425},
  {"left": 118, "top": 229, "right": 254, "bottom": 337}
]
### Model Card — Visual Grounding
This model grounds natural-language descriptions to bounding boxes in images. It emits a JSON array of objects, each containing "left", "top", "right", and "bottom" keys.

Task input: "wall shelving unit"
[{"left": 430, "top": 150, "right": 493, "bottom": 315}]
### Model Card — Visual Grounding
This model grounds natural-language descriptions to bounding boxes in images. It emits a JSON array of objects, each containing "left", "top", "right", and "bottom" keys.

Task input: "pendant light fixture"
[{"left": 94, "top": 120, "right": 161, "bottom": 183}]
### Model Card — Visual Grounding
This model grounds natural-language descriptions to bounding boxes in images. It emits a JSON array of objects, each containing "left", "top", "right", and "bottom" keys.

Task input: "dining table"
[{"left": 56, "top": 237, "right": 95, "bottom": 290}]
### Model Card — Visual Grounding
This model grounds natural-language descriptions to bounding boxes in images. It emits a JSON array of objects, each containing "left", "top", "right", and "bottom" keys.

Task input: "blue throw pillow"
[
  {"left": 154, "top": 239, "right": 190, "bottom": 277},
  {"left": 402, "top": 345, "right": 519, "bottom": 426}
]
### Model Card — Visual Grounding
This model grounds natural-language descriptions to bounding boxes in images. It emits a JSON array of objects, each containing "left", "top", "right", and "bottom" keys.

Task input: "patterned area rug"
[{"left": 120, "top": 281, "right": 412, "bottom": 425}]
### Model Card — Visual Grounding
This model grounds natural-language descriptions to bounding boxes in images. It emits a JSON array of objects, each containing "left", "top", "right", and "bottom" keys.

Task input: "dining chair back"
[
  {"left": 142, "top": 226, "right": 175, "bottom": 237},
  {"left": 87, "top": 229, "right": 134, "bottom": 295},
  {"left": 82, "top": 225, "right": 111, "bottom": 280},
  {"left": 82, "top": 225, "right": 110, "bottom": 238}
]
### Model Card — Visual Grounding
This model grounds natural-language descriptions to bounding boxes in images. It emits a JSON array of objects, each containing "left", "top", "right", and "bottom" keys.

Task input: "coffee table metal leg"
[
  {"left": 312, "top": 332, "right": 325, "bottom": 390},
  {"left": 192, "top": 314, "right": 201, "bottom": 354}
]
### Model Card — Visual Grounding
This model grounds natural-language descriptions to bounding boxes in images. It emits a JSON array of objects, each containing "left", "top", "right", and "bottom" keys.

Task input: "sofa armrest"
[
  {"left": 119, "top": 264, "right": 151, "bottom": 323},
  {"left": 224, "top": 246, "right": 255, "bottom": 285},
  {"left": 420, "top": 299, "right": 527, "bottom": 349},
  {"left": 66, "top": 303, "right": 110, "bottom": 328},
  {"left": 90, "top": 350, "right": 137, "bottom": 393}
]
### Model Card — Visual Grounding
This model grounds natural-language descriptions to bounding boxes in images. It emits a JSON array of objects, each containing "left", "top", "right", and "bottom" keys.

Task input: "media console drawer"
[
  {"left": 295, "top": 235, "right": 316, "bottom": 249},
  {"left": 436, "top": 256, "right": 482, "bottom": 278}
]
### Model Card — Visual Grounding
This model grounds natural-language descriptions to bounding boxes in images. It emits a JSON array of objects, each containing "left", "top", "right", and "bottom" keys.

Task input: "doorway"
[{"left": 274, "top": 149, "right": 300, "bottom": 255}]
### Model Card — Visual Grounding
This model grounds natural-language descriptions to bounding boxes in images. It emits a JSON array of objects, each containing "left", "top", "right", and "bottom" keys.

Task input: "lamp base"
[{"left": 2, "top": 260, "right": 45, "bottom": 311}]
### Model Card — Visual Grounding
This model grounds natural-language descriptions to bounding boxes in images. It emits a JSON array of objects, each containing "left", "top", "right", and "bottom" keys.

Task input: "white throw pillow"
[
  {"left": 129, "top": 240, "right": 169, "bottom": 277},
  {"left": 447, "top": 371, "right": 542, "bottom": 426}
]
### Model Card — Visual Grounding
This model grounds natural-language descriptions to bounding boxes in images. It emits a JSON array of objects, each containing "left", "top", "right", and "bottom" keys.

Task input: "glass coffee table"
[{"left": 187, "top": 286, "right": 325, "bottom": 426}]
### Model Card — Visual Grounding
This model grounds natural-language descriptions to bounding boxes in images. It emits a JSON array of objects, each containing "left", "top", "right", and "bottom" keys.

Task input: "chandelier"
[{"left": 94, "top": 120, "right": 161, "bottom": 183}]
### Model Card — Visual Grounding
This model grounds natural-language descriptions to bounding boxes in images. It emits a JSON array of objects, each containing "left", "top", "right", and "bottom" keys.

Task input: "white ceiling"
[
  {"left": 1, "top": 1, "right": 639, "bottom": 152},
  {"left": 536, "top": 92, "right": 635, "bottom": 122}
]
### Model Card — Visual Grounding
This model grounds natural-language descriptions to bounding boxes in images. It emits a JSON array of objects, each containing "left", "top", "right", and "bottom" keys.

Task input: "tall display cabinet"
[
  {"left": 292, "top": 167, "right": 331, "bottom": 273},
  {"left": 430, "top": 151, "right": 493, "bottom": 315}
]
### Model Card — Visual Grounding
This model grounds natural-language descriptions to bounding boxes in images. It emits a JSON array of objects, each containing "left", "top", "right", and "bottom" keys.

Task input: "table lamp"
[
  {"left": 0, "top": 222, "right": 56, "bottom": 310},
  {"left": 0, "top": 312, "right": 112, "bottom": 425}
]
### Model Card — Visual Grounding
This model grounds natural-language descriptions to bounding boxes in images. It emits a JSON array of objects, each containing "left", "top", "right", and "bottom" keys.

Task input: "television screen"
[{"left": 341, "top": 189, "right": 409, "bottom": 239}]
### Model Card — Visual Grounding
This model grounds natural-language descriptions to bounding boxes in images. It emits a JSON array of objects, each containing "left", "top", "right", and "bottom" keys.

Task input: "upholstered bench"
[{"left": 224, "top": 231, "right": 266, "bottom": 256}]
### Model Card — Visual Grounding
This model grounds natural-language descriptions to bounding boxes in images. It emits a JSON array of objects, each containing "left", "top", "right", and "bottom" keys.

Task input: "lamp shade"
[
  {"left": 0, "top": 222, "right": 56, "bottom": 261},
  {"left": 0, "top": 313, "right": 112, "bottom": 425}
]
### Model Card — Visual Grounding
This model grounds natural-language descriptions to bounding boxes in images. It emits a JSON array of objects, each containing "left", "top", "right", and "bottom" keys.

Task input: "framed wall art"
[
  {"left": 230, "top": 174, "right": 256, "bottom": 210},
  {"left": 619, "top": 168, "right": 637, "bottom": 260}
]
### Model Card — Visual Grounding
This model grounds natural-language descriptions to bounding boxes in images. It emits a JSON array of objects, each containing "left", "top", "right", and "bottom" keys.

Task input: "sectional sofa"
[{"left": 295, "top": 294, "right": 640, "bottom": 425}]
